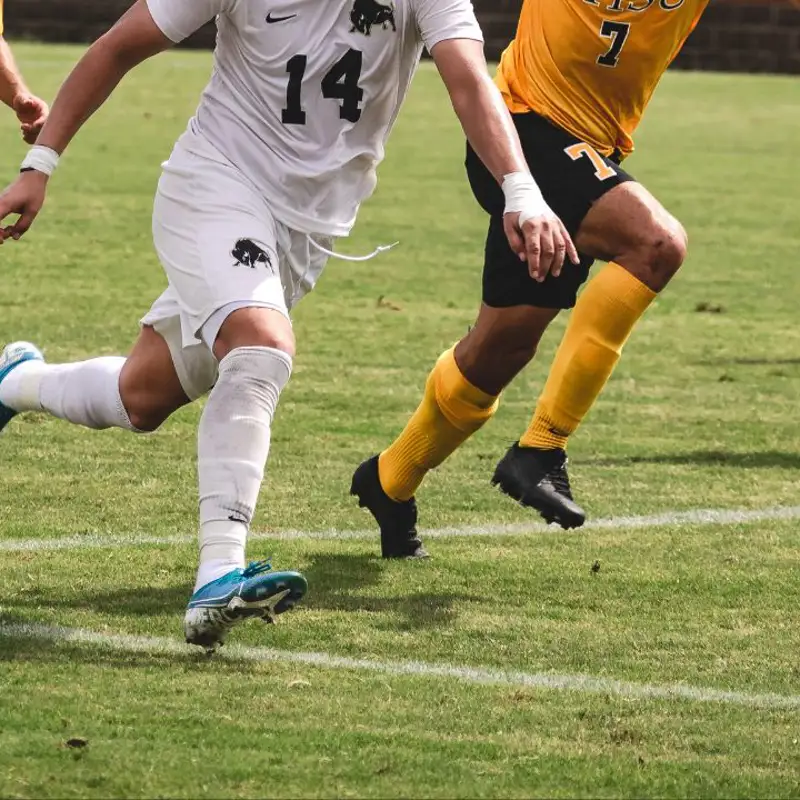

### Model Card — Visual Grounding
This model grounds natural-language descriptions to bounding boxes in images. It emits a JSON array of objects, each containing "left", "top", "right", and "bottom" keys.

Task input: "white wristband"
[
  {"left": 20, "top": 146, "right": 60, "bottom": 177},
  {"left": 502, "top": 172, "right": 549, "bottom": 226}
]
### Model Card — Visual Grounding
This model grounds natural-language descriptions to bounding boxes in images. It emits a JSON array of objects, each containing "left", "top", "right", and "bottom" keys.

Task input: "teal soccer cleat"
[
  {"left": 0, "top": 342, "right": 44, "bottom": 433},
  {"left": 184, "top": 560, "right": 307, "bottom": 652}
]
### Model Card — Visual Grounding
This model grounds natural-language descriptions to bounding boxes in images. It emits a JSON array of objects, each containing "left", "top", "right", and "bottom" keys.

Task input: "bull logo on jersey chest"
[{"left": 350, "top": 0, "right": 397, "bottom": 35}]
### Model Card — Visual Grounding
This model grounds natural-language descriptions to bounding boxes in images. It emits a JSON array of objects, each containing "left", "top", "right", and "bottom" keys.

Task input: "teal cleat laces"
[{"left": 184, "top": 560, "right": 307, "bottom": 652}]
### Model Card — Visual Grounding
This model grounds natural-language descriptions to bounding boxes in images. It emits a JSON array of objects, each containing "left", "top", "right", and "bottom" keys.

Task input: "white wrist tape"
[
  {"left": 20, "top": 146, "right": 60, "bottom": 177},
  {"left": 502, "top": 172, "right": 549, "bottom": 226}
]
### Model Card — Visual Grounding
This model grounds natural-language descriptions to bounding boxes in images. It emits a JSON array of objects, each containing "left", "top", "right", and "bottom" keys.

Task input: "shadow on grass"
[
  {"left": 0, "top": 611, "right": 206, "bottom": 670},
  {"left": 302, "top": 552, "right": 480, "bottom": 630},
  {"left": 2, "top": 552, "right": 476, "bottom": 633},
  {"left": 6, "top": 584, "right": 190, "bottom": 618},
  {"left": 0, "top": 635, "right": 199, "bottom": 670},
  {"left": 579, "top": 450, "right": 800, "bottom": 470}
]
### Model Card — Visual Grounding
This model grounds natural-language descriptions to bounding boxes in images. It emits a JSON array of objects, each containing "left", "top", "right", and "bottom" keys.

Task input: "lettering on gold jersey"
[
  {"left": 496, "top": 0, "right": 709, "bottom": 157},
  {"left": 582, "top": 0, "right": 688, "bottom": 10}
]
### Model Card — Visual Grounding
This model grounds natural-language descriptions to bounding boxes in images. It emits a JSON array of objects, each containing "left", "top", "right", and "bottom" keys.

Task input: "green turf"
[{"left": 1, "top": 44, "right": 800, "bottom": 798}]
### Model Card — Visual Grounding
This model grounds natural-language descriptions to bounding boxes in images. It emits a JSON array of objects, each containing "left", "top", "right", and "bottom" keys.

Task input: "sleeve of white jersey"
[
  {"left": 412, "top": 0, "right": 484, "bottom": 52},
  {"left": 146, "top": 0, "right": 235, "bottom": 44}
]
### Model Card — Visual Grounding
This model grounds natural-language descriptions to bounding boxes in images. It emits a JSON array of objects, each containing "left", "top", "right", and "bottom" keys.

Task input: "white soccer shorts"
[{"left": 141, "top": 130, "right": 332, "bottom": 400}]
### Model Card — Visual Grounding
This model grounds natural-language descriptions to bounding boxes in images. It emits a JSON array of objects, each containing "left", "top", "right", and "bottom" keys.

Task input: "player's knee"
[
  {"left": 658, "top": 221, "right": 688, "bottom": 272},
  {"left": 127, "top": 411, "right": 166, "bottom": 434},
  {"left": 122, "top": 395, "right": 172, "bottom": 433},
  {"left": 217, "top": 346, "right": 294, "bottom": 400},
  {"left": 118, "top": 354, "right": 185, "bottom": 433},
  {"left": 229, "top": 329, "right": 295, "bottom": 358},
  {"left": 637, "top": 219, "right": 688, "bottom": 290},
  {"left": 214, "top": 308, "right": 296, "bottom": 361}
]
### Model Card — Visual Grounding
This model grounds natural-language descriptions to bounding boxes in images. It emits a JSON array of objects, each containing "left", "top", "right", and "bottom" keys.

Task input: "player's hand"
[
  {"left": 501, "top": 172, "right": 580, "bottom": 283},
  {"left": 13, "top": 93, "right": 49, "bottom": 144},
  {"left": 503, "top": 209, "right": 580, "bottom": 283},
  {"left": 0, "top": 171, "right": 49, "bottom": 244}
]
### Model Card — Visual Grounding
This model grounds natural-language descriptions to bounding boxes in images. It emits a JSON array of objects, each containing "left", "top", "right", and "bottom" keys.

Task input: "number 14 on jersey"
[{"left": 282, "top": 49, "right": 365, "bottom": 125}]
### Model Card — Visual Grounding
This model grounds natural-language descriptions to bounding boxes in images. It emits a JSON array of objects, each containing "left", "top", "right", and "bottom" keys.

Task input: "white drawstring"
[{"left": 308, "top": 237, "right": 399, "bottom": 262}]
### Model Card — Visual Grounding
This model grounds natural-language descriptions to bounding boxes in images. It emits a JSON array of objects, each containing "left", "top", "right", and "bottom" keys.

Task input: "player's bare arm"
[
  {"left": 0, "top": 37, "right": 48, "bottom": 144},
  {"left": 430, "top": 38, "right": 579, "bottom": 282},
  {"left": 0, "top": 0, "right": 172, "bottom": 243},
  {"left": 0, "top": 38, "right": 23, "bottom": 107}
]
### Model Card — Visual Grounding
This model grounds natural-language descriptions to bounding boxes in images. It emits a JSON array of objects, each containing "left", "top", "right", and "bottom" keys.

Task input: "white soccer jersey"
[{"left": 146, "top": 0, "right": 483, "bottom": 236}]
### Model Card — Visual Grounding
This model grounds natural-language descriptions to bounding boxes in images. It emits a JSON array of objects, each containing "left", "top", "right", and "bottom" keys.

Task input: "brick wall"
[
  {"left": 5, "top": 0, "right": 133, "bottom": 45},
  {"left": 672, "top": 1, "right": 800, "bottom": 75},
  {"left": 5, "top": 0, "right": 800, "bottom": 75}
]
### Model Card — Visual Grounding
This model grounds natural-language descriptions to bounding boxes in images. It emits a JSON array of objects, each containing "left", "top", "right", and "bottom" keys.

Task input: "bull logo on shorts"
[
  {"left": 350, "top": 0, "right": 397, "bottom": 35},
  {"left": 232, "top": 239, "right": 272, "bottom": 270}
]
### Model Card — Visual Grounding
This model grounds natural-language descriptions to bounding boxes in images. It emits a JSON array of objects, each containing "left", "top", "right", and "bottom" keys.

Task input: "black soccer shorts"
[{"left": 466, "top": 110, "right": 635, "bottom": 310}]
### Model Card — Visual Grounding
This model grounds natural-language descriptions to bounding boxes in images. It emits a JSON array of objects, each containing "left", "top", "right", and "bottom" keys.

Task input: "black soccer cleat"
[
  {"left": 350, "top": 455, "right": 429, "bottom": 559},
  {"left": 492, "top": 443, "right": 586, "bottom": 530}
]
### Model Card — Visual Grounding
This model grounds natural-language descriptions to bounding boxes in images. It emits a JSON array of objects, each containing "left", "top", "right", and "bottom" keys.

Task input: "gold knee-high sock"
[
  {"left": 521, "top": 263, "right": 657, "bottom": 450},
  {"left": 378, "top": 347, "right": 499, "bottom": 501}
]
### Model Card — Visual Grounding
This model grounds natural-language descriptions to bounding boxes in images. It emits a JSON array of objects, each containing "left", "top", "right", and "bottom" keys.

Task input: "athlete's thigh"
[
  {"left": 465, "top": 111, "right": 635, "bottom": 310},
  {"left": 575, "top": 180, "right": 685, "bottom": 264},
  {"left": 152, "top": 143, "right": 291, "bottom": 347}
]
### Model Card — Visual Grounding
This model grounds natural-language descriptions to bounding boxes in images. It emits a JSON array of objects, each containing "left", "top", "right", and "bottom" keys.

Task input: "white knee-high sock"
[
  {"left": 0, "top": 358, "right": 137, "bottom": 431},
  {"left": 195, "top": 346, "right": 292, "bottom": 591}
]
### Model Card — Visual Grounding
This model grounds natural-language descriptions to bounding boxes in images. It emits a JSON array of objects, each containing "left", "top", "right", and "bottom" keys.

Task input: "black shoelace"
[{"left": 546, "top": 460, "right": 573, "bottom": 500}]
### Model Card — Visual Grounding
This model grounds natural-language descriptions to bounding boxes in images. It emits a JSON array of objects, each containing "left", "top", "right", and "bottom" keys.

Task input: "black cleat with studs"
[
  {"left": 492, "top": 443, "right": 586, "bottom": 530},
  {"left": 350, "top": 455, "right": 430, "bottom": 559}
]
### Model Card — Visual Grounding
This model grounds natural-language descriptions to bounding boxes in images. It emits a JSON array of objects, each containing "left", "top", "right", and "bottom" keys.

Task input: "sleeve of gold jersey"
[{"left": 0, "top": 0, "right": 5, "bottom": 37}]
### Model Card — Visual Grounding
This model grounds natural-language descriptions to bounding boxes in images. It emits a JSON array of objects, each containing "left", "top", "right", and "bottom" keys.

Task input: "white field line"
[
  {"left": 2, "top": 505, "right": 800, "bottom": 554},
  {"left": 1, "top": 621, "right": 798, "bottom": 711}
]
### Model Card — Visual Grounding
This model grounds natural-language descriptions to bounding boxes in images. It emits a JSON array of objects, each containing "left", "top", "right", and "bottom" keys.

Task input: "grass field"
[{"left": 2, "top": 43, "right": 800, "bottom": 798}]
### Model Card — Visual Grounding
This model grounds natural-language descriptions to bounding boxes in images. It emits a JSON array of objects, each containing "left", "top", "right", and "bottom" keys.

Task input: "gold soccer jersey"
[
  {"left": 496, "top": 0, "right": 709, "bottom": 157},
  {"left": 0, "top": 0, "right": 5, "bottom": 36}
]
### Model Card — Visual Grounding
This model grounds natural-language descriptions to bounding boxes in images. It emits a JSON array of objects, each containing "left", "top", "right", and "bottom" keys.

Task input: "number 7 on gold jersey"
[{"left": 597, "top": 20, "right": 631, "bottom": 67}]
